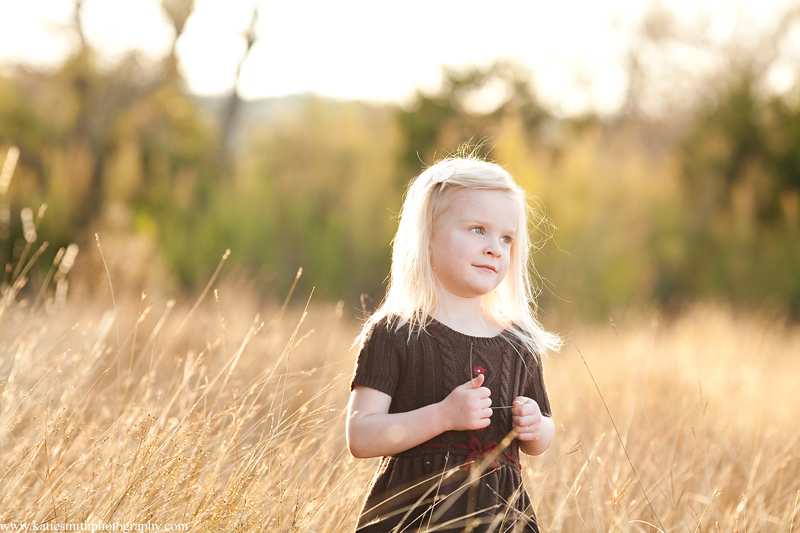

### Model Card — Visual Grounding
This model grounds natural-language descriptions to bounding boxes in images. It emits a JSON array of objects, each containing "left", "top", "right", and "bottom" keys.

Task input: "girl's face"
[{"left": 429, "top": 188, "right": 519, "bottom": 301}]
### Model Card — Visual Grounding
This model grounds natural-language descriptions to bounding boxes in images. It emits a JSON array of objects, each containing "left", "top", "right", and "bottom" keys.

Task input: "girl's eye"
[
  {"left": 471, "top": 227, "right": 484, "bottom": 235},
  {"left": 501, "top": 236, "right": 513, "bottom": 244}
]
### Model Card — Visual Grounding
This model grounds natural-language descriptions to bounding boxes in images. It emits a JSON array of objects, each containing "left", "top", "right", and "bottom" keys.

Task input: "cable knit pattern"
[
  {"left": 434, "top": 330, "right": 461, "bottom": 394},
  {"left": 501, "top": 340, "right": 514, "bottom": 406},
  {"left": 350, "top": 315, "right": 551, "bottom": 533}
]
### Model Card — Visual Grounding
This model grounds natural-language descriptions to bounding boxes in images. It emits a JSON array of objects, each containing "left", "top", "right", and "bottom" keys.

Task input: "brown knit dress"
[{"left": 350, "top": 316, "right": 552, "bottom": 533}]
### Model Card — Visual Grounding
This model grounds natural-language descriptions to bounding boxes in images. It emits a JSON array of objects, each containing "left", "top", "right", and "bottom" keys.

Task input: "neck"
[{"left": 432, "top": 293, "right": 503, "bottom": 337}]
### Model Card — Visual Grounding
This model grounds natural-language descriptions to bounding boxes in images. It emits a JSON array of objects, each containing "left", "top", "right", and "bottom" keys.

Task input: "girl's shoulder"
[
  {"left": 368, "top": 313, "right": 407, "bottom": 334},
  {"left": 357, "top": 313, "right": 411, "bottom": 349},
  {"left": 501, "top": 324, "right": 546, "bottom": 364}
]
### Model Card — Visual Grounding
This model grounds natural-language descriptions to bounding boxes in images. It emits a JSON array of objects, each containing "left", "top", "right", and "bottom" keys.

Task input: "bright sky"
[{"left": 0, "top": 0, "right": 797, "bottom": 115}]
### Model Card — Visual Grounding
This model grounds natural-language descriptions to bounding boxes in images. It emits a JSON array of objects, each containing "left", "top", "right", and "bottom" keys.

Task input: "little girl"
[{"left": 347, "top": 155, "right": 560, "bottom": 532}]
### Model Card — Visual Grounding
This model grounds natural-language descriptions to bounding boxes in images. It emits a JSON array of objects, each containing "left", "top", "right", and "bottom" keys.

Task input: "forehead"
[{"left": 437, "top": 188, "right": 519, "bottom": 229}]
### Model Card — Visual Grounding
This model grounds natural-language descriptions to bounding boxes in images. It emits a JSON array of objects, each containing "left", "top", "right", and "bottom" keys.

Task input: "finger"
[
  {"left": 511, "top": 405, "right": 527, "bottom": 416},
  {"left": 516, "top": 431, "right": 540, "bottom": 441},
  {"left": 518, "top": 422, "right": 539, "bottom": 434},
  {"left": 476, "top": 386, "right": 492, "bottom": 399},
  {"left": 513, "top": 414, "right": 539, "bottom": 427},
  {"left": 513, "top": 421, "right": 539, "bottom": 434},
  {"left": 469, "top": 373, "right": 485, "bottom": 388},
  {"left": 511, "top": 405, "right": 534, "bottom": 418}
]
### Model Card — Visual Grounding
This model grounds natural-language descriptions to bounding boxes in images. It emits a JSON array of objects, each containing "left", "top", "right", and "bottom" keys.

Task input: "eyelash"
[{"left": 471, "top": 227, "right": 513, "bottom": 244}]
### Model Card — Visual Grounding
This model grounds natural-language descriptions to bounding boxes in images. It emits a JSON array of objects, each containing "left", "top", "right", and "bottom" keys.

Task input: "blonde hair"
[{"left": 358, "top": 155, "right": 561, "bottom": 358}]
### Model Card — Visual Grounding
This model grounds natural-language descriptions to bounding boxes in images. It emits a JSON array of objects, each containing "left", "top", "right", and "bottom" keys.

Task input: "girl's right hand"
[{"left": 438, "top": 374, "right": 492, "bottom": 431}]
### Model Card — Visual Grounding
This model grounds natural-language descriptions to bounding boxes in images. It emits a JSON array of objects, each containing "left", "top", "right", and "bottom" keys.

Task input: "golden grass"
[
  {"left": 0, "top": 257, "right": 798, "bottom": 531},
  {"left": 539, "top": 307, "right": 800, "bottom": 532}
]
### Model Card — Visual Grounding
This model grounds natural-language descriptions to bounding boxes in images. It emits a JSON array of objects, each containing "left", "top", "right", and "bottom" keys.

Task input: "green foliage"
[
  {"left": 0, "top": 48, "right": 221, "bottom": 259},
  {"left": 677, "top": 69, "right": 800, "bottom": 315},
  {"left": 397, "top": 61, "right": 551, "bottom": 176},
  {"left": 492, "top": 125, "right": 682, "bottom": 319},
  {"left": 2, "top": 25, "right": 799, "bottom": 319},
  {"left": 156, "top": 97, "right": 402, "bottom": 302}
]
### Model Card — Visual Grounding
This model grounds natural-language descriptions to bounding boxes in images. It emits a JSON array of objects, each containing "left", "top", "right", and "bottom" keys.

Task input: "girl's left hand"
[{"left": 511, "top": 396, "right": 544, "bottom": 441}]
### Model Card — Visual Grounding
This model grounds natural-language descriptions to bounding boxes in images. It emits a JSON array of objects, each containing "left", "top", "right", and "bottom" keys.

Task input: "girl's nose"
[{"left": 485, "top": 243, "right": 500, "bottom": 257}]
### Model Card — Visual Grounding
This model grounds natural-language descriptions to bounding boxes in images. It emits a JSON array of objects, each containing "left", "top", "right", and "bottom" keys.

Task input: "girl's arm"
[
  {"left": 347, "top": 374, "right": 492, "bottom": 458},
  {"left": 511, "top": 396, "right": 555, "bottom": 456}
]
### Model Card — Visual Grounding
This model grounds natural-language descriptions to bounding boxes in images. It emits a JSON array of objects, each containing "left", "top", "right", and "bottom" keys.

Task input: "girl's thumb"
[{"left": 470, "top": 373, "right": 484, "bottom": 388}]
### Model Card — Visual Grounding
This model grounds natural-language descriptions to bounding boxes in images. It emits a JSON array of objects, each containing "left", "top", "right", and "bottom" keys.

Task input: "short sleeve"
[
  {"left": 350, "top": 316, "right": 405, "bottom": 397},
  {"left": 525, "top": 354, "right": 552, "bottom": 417}
]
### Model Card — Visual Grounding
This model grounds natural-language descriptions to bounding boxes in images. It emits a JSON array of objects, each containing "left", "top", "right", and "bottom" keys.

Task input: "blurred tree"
[
  {"left": 397, "top": 61, "right": 552, "bottom": 177},
  {"left": 220, "top": 6, "right": 258, "bottom": 159},
  {"left": 0, "top": 0, "right": 221, "bottom": 286},
  {"left": 162, "top": 0, "right": 195, "bottom": 85},
  {"left": 174, "top": 96, "right": 403, "bottom": 303},
  {"left": 163, "top": 0, "right": 195, "bottom": 53},
  {"left": 675, "top": 12, "right": 800, "bottom": 314},
  {"left": 2, "top": 0, "right": 799, "bottom": 319},
  {"left": 604, "top": 1, "right": 800, "bottom": 315}
]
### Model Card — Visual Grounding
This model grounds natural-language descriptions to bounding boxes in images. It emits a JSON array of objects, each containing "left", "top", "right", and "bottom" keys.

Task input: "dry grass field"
[{"left": 0, "top": 262, "right": 798, "bottom": 532}]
